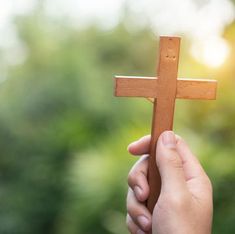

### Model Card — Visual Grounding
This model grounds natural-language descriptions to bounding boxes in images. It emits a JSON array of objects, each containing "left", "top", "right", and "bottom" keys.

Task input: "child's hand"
[{"left": 126, "top": 131, "right": 213, "bottom": 234}]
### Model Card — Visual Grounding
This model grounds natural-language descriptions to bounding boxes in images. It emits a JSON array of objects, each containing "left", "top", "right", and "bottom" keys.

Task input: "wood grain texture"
[
  {"left": 114, "top": 76, "right": 217, "bottom": 100},
  {"left": 147, "top": 36, "right": 180, "bottom": 213},
  {"left": 176, "top": 78, "right": 217, "bottom": 99}
]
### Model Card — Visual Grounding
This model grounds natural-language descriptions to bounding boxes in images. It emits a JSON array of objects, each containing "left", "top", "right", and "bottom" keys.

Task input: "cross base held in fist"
[{"left": 126, "top": 131, "right": 213, "bottom": 234}]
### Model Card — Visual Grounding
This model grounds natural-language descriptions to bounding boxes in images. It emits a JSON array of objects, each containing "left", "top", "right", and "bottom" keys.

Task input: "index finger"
[{"left": 128, "top": 135, "right": 151, "bottom": 156}]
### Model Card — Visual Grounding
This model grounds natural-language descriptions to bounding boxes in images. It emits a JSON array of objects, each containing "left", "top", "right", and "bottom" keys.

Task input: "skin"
[{"left": 126, "top": 131, "right": 213, "bottom": 234}]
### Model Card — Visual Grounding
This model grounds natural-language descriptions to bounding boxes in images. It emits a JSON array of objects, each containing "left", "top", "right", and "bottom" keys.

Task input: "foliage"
[{"left": 1, "top": 4, "right": 235, "bottom": 234}]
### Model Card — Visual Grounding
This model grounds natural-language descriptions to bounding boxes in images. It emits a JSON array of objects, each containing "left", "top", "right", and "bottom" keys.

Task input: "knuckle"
[
  {"left": 127, "top": 156, "right": 148, "bottom": 187},
  {"left": 165, "top": 192, "right": 189, "bottom": 210},
  {"left": 127, "top": 170, "right": 135, "bottom": 186},
  {"left": 166, "top": 154, "right": 183, "bottom": 169},
  {"left": 126, "top": 200, "right": 134, "bottom": 215},
  {"left": 127, "top": 170, "right": 137, "bottom": 187},
  {"left": 126, "top": 214, "right": 136, "bottom": 234}
]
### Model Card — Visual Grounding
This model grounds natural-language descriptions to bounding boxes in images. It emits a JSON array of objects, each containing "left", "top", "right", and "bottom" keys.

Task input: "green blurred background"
[{"left": 1, "top": 0, "right": 235, "bottom": 233}]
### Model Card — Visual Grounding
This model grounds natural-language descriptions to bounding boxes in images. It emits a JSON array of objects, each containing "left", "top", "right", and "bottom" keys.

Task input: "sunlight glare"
[{"left": 191, "top": 38, "right": 230, "bottom": 68}]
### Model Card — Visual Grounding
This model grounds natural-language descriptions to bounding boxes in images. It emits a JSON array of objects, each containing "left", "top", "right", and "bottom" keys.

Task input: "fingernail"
[
  {"left": 134, "top": 186, "right": 142, "bottom": 199},
  {"left": 137, "top": 216, "right": 150, "bottom": 230},
  {"left": 137, "top": 229, "right": 146, "bottom": 234},
  {"left": 162, "top": 131, "right": 176, "bottom": 149}
]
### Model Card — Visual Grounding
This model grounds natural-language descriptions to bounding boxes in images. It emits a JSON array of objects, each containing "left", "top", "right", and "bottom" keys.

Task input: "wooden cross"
[{"left": 114, "top": 36, "right": 217, "bottom": 213}]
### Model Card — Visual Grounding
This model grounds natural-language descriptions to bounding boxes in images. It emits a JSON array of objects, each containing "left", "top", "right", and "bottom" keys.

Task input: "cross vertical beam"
[{"left": 148, "top": 37, "right": 180, "bottom": 212}]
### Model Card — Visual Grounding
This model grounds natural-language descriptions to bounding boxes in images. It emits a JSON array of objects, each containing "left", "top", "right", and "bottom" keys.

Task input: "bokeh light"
[{"left": 191, "top": 37, "right": 230, "bottom": 68}]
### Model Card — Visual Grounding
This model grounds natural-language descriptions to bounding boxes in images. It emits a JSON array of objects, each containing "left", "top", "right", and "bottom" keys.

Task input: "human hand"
[{"left": 126, "top": 131, "right": 213, "bottom": 234}]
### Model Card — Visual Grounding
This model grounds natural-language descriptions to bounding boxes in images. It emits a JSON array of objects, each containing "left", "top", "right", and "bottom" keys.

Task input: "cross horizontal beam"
[{"left": 114, "top": 76, "right": 217, "bottom": 100}]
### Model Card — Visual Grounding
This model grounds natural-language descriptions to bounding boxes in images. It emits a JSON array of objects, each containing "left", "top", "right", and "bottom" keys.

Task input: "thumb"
[{"left": 156, "top": 131, "right": 187, "bottom": 194}]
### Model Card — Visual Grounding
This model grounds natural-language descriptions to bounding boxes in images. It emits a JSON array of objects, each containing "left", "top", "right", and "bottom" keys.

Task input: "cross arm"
[
  {"left": 177, "top": 78, "right": 217, "bottom": 100},
  {"left": 114, "top": 76, "right": 217, "bottom": 100},
  {"left": 114, "top": 76, "right": 158, "bottom": 98}
]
